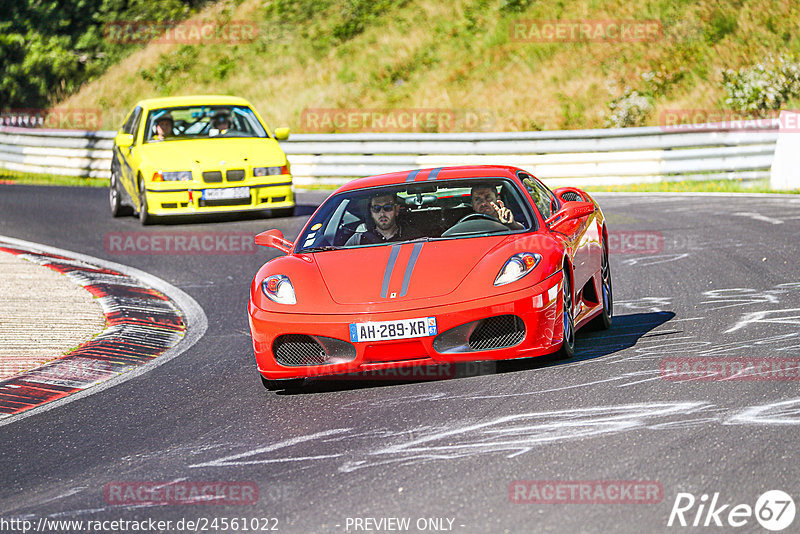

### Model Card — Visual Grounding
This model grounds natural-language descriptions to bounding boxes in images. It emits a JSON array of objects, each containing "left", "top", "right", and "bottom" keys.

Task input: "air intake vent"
[
  {"left": 227, "top": 169, "right": 245, "bottom": 181},
  {"left": 202, "top": 171, "right": 222, "bottom": 183},
  {"left": 273, "top": 334, "right": 356, "bottom": 366},
  {"left": 468, "top": 315, "right": 525, "bottom": 350},
  {"left": 560, "top": 191, "right": 583, "bottom": 202},
  {"left": 433, "top": 315, "right": 525, "bottom": 353}
]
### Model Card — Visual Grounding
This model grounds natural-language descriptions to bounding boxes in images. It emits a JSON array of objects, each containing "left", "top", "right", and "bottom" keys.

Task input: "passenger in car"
[
  {"left": 470, "top": 185, "right": 523, "bottom": 230},
  {"left": 210, "top": 110, "right": 232, "bottom": 136},
  {"left": 346, "top": 192, "right": 418, "bottom": 245}
]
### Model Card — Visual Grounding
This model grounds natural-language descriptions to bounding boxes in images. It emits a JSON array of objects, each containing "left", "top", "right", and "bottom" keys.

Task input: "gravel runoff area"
[{"left": 0, "top": 251, "right": 106, "bottom": 380}]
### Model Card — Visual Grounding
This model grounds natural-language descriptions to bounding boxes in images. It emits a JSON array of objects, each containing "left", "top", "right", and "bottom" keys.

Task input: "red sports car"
[{"left": 248, "top": 165, "right": 612, "bottom": 389}]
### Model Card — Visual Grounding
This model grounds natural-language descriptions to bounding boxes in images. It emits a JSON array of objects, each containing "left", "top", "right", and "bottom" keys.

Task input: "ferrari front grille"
[
  {"left": 468, "top": 315, "right": 525, "bottom": 350},
  {"left": 202, "top": 171, "right": 223, "bottom": 183},
  {"left": 273, "top": 334, "right": 356, "bottom": 367},
  {"left": 433, "top": 315, "right": 525, "bottom": 353}
]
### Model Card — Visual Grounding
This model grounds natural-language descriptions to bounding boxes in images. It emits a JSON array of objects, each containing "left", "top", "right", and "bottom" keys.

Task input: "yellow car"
[{"left": 109, "top": 95, "right": 294, "bottom": 224}]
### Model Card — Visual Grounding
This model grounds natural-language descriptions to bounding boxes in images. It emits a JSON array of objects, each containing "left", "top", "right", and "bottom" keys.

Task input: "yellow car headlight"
[
  {"left": 254, "top": 166, "right": 287, "bottom": 177},
  {"left": 162, "top": 171, "right": 193, "bottom": 181}
]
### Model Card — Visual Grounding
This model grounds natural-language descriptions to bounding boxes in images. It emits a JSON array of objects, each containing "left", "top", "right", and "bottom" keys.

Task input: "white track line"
[{"left": 0, "top": 235, "right": 208, "bottom": 428}]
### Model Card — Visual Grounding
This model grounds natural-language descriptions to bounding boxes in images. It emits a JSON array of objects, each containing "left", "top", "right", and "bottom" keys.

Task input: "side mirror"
[
  {"left": 545, "top": 201, "right": 595, "bottom": 230},
  {"left": 255, "top": 229, "right": 294, "bottom": 254},
  {"left": 274, "top": 127, "right": 290, "bottom": 141},
  {"left": 115, "top": 133, "right": 134, "bottom": 148}
]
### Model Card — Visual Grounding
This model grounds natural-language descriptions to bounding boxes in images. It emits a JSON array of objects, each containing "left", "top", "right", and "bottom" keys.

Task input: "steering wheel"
[
  {"left": 455, "top": 213, "right": 500, "bottom": 225},
  {"left": 442, "top": 212, "right": 508, "bottom": 237}
]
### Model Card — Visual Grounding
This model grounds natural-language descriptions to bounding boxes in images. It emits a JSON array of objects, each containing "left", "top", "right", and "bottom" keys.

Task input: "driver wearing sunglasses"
[{"left": 346, "top": 192, "right": 414, "bottom": 245}]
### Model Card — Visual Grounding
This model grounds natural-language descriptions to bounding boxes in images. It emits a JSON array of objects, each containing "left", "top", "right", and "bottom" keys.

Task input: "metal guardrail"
[{"left": 0, "top": 120, "right": 780, "bottom": 186}]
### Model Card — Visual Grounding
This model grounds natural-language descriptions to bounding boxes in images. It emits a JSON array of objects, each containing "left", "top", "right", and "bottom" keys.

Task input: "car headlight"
[
  {"left": 162, "top": 171, "right": 193, "bottom": 181},
  {"left": 261, "top": 274, "right": 296, "bottom": 304},
  {"left": 253, "top": 166, "right": 287, "bottom": 177},
  {"left": 494, "top": 253, "right": 541, "bottom": 286}
]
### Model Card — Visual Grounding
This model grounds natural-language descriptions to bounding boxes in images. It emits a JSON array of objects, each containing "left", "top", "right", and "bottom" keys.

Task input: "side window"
[
  {"left": 122, "top": 107, "right": 141, "bottom": 135},
  {"left": 129, "top": 108, "right": 143, "bottom": 145},
  {"left": 520, "top": 172, "right": 559, "bottom": 220}
]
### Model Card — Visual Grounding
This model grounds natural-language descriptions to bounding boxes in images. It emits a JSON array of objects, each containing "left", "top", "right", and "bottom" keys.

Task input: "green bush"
[
  {"left": 605, "top": 90, "right": 653, "bottom": 128},
  {"left": 722, "top": 55, "right": 800, "bottom": 114},
  {"left": 0, "top": 0, "right": 207, "bottom": 109}
]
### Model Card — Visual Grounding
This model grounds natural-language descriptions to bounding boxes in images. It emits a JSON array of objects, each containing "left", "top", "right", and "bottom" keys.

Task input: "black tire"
[
  {"left": 590, "top": 240, "right": 613, "bottom": 330},
  {"left": 109, "top": 170, "right": 132, "bottom": 217},
  {"left": 138, "top": 177, "right": 153, "bottom": 226},
  {"left": 555, "top": 269, "right": 575, "bottom": 360},
  {"left": 260, "top": 375, "right": 304, "bottom": 391}
]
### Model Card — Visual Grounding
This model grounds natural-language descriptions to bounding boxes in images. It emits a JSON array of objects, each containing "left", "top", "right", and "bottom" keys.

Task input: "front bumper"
[
  {"left": 248, "top": 272, "right": 565, "bottom": 380},
  {"left": 145, "top": 179, "right": 293, "bottom": 216}
]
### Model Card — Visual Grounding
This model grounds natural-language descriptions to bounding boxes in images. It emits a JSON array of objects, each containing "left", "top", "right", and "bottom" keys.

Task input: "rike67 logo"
[{"left": 668, "top": 490, "right": 795, "bottom": 531}]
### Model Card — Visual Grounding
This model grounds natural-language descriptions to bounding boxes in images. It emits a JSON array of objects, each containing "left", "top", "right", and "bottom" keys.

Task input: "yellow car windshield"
[{"left": 145, "top": 105, "right": 268, "bottom": 142}]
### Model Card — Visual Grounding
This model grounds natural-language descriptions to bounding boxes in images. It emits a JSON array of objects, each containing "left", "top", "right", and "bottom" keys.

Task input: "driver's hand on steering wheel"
[{"left": 490, "top": 200, "right": 514, "bottom": 225}]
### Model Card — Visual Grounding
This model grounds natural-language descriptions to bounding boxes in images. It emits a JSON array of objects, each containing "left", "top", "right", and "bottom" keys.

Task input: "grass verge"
[
  {"left": 0, "top": 171, "right": 108, "bottom": 188},
  {"left": 583, "top": 177, "right": 800, "bottom": 194}
]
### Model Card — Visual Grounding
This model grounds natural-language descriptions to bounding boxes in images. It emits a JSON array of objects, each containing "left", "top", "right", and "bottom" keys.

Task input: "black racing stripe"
[
  {"left": 399, "top": 242, "right": 424, "bottom": 297},
  {"left": 381, "top": 244, "right": 402, "bottom": 298},
  {"left": 426, "top": 167, "right": 443, "bottom": 180},
  {"left": 405, "top": 169, "right": 421, "bottom": 182}
]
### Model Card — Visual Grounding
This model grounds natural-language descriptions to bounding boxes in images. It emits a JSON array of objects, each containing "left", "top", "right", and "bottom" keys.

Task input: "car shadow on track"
[
  {"left": 496, "top": 310, "right": 676, "bottom": 373},
  {"left": 271, "top": 311, "right": 676, "bottom": 395}
]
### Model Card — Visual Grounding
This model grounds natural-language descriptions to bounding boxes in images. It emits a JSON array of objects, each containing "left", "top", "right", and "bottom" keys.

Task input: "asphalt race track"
[{"left": 1, "top": 184, "right": 800, "bottom": 533}]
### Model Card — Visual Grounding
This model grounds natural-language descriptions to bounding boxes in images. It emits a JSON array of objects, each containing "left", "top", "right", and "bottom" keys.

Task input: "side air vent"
[
  {"left": 273, "top": 334, "right": 356, "bottom": 366},
  {"left": 433, "top": 315, "right": 525, "bottom": 353}
]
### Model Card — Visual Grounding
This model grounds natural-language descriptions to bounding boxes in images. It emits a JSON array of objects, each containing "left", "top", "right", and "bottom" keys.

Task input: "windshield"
[
  {"left": 296, "top": 177, "right": 535, "bottom": 253},
  {"left": 144, "top": 105, "right": 268, "bottom": 142}
]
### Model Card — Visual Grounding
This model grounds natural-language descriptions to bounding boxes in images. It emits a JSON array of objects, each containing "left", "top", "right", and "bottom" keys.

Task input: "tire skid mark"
[{"left": 0, "top": 243, "right": 185, "bottom": 418}]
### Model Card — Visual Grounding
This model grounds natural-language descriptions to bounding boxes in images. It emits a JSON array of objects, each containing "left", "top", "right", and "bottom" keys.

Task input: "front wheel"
[
  {"left": 590, "top": 242, "right": 613, "bottom": 330},
  {"left": 138, "top": 177, "right": 153, "bottom": 225},
  {"left": 555, "top": 271, "right": 575, "bottom": 360}
]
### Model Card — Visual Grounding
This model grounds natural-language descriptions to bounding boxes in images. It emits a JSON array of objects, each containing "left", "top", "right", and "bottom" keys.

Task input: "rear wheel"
[
  {"left": 555, "top": 271, "right": 575, "bottom": 360},
  {"left": 109, "top": 170, "right": 132, "bottom": 217}
]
